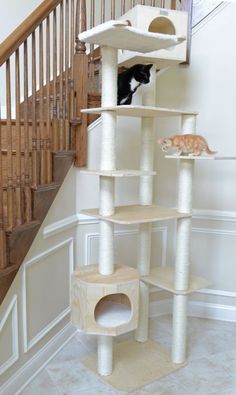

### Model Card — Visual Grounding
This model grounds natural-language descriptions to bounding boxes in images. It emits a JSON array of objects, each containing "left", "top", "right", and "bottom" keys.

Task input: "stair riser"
[
  {"left": 6, "top": 222, "right": 40, "bottom": 266},
  {"left": 0, "top": 270, "right": 17, "bottom": 304},
  {"left": 33, "top": 186, "right": 60, "bottom": 222}
]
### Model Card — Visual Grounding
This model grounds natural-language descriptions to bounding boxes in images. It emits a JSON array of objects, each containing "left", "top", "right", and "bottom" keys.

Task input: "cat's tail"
[{"left": 205, "top": 146, "right": 217, "bottom": 155}]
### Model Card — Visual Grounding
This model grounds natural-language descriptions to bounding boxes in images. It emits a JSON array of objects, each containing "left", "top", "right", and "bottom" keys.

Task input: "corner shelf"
[
  {"left": 81, "top": 204, "right": 190, "bottom": 225},
  {"left": 78, "top": 169, "right": 156, "bottom": 177},
  {"left": 141, "top": 266, "right": 210, "bottom": 295},
  {"left": 79, "top": 20, "right": 185, "bottom": 52},
  {"left": 165, "top": 155, "right": 236, "bottom": 160},
  {"left": 81, "top": 105, "right": 198, "bottom": 118}
]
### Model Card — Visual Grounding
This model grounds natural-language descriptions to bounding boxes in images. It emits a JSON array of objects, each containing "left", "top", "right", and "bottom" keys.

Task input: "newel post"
[{"left": 74, "top": 0, "right": 88, "bottom": 167}]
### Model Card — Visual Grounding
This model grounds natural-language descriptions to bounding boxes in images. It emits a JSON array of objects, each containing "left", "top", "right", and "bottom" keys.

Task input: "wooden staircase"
[{"left": 0, "top": 0, "right": 193, "bottom": 304}]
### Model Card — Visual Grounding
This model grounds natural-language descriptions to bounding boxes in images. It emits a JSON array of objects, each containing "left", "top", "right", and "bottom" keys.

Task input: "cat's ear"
[{"left": 146, "top": 64, "right": 153, "bottom": 70}]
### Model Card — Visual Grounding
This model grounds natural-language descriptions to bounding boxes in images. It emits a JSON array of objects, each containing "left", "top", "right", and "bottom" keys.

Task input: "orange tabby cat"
[{"left": 158, "top": 134, "right": 217, "bottom": 156}]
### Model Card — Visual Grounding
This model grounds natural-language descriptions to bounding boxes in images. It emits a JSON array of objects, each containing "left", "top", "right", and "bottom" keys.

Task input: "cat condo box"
[{"left": 118, "top": 5, "right": 188, "bottom": 69}]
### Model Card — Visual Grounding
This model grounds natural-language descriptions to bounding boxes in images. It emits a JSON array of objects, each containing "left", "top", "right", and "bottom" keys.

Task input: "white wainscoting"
[
  {"left": 1, "top": 324, "right": 76, "bottom": 395},
  {"left": 77, "top": 208, "right": 236, "bottom": 321},
  {"left": 83, "top": 225, "right": 168, "bottom": 267},
  {"left": 0, "top": 295, "right": 19, "bottom": 376},
  {"left": 22, "top": 238, "right": 74, "bottom": 353},
  {"left": 1, "top": 206, "right": 236, "bottom": 394},
  {"left": 43, "top": 215, "right": 79, "bottom": 239}
]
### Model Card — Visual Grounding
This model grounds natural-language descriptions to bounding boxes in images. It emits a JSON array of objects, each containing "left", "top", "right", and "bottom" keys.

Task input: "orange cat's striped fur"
[{"left": 158, "top": 134, "right": 217, "bottom": 156}]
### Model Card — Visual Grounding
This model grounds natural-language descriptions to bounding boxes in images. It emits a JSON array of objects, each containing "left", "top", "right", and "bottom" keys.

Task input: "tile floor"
[{"left": 21, "top": 315, "right": 236, "bottom": 395}]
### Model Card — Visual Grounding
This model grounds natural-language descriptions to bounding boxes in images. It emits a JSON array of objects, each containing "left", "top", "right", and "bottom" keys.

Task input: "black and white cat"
[{"left": 117, "top": 64, "right": 153, "bottom": 105}]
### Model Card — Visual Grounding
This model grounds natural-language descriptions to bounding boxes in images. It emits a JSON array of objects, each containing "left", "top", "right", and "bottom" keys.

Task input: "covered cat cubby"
[
  {"left": 118, "top": 5, "right": 188, "bottom": 68},
  {"left": 71, "top": 264, "right": 139, "bottom": 336}
]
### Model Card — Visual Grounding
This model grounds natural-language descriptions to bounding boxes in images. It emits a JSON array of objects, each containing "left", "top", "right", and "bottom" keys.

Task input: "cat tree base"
[{"left": 81, "top": 339, "right": 184, "bottom": 392}]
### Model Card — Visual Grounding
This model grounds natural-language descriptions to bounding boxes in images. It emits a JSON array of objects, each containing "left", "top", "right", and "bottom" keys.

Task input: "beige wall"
[{"left": 0, "top": 0, "right": 43, "bottom": 42}]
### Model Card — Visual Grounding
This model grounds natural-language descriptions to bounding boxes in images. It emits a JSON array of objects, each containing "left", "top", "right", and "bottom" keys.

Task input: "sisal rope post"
[
  {"left": 97, "top": 335, "right": 113, "bottom": 376},
  {"left": 172, "top": 114, "right": 197, "bottom": 363},
  {"left": 135, "top": 281, "right": 150, "bottom": 342},
  {"left": 99, "top": 220, "right": 114, "bottom": 276},
  {"left": 99, "top": 176, "right": 114, "bottom": 217},
  {"left": 97, "top": 46, "right": 118, "bottom": 375},
  {"left": 139, "top": 67, "right": 156, "bottom": 206},
  {"left": 175, "top": 159, "right": 193, "bottom": 290},
  {"left": 99, "top": 45, "right": 117, "bottom": 276},
  {"left": 100, "top": 46, "right": 117, "bottom": 171},
  {"left": 136, "top": 66, "right": 156, "bottom": 342},
  {"left": 172, "top": 294, "right": 187, "bottom": 364}
]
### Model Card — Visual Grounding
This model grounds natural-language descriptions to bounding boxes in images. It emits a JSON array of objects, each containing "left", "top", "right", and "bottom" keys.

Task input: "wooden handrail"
[{"left": 0, "top": 0, "right": 61, "bottom": 66}]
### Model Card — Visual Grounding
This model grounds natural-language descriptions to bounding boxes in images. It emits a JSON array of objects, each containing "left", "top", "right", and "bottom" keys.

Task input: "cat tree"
[{"left": 70, "top": 5, "right": 219, "bottom": 391}]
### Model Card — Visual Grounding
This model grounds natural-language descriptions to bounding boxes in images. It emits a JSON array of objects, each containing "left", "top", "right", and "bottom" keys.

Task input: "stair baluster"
[
  {"left": 0, "top": 108, "right": 7, "bottom": 269},
  {"left": 74, "top": 0, "right": 88, "bottom": 167},
  {"left": 6, "top": 59, "right": 14, "bottom": 230},
  {"left": 15, "top": 49, "right": 23, "bottom": 225},
  {"left": 53, "top": 8, "right": 59, "bottom": 152},
  {"left": 23, "top": 40, "right": 32, "bottom": 223}
]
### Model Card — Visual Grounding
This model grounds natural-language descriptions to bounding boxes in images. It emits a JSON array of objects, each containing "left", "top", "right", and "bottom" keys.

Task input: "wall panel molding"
[
  {"left": 43, "top": 215, "right": 79, "bottom": 239},
  {"left": 0, "top": 295, "right": 19, "bottom": 376},
  {"left": 22, "top": 238, "right": 74, "bottom": 353},
  {"left": 193, "top": 208, "right": 236, "bottom": 222},
  {"left": 150, "top": 298, "right": 236, "bottom": 322},
  {"left": 84, "top": 226, "right": 168, "bottom": 266},
  {"left": 0, "top": 323, "right": 76, "bottom": 395}
]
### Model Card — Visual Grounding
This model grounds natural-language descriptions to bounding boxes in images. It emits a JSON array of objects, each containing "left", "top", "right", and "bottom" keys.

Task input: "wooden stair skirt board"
[{"left": 0, "top": 150, "right": 75, "bottom": 305}]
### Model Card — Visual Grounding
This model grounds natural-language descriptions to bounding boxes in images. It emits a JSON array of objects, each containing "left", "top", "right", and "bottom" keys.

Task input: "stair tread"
[
  {"left": 79, "top": 20, "right": 185, "bottom": 52},
  {"left": 79, "top": 168, "right": 156, "bottom": 177},
  {"left": 81, "top": 105, "right": 198, "bottom": 118},
  {"left": 81, "top": 204, "right": 190, "bottom": 225},
  {"left": 141, "top": 266, "right": 211, "bottom": 294},
  {"left": 34, "top": 182, "right": 61, "bottom": 192},
  {"left": 0, "top": 263, "right": 19, "bottom": 279},
  {"left": 6, "top": 220, "right": 41, "bottom": 235}
]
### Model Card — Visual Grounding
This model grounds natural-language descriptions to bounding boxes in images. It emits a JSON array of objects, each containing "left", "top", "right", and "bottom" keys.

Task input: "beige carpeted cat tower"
[{"left": 70, "top": 5, "right": 216, "bottom": 392}]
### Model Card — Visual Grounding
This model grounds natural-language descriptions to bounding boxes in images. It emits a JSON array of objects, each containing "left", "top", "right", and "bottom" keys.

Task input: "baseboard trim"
[
  {"left": 149, "top": 299, "right": 236, "bottom": 323},
  {"left": 0, "top": 323, "right": 77, "bottom": 395},
  {"left": 188, "top": 301, "right": 236, "bottom": 323}
]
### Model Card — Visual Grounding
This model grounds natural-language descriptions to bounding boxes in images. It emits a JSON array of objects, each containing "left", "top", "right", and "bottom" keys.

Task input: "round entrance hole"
[
  {"left": 94, "top": 293, "right": 132, "bottom": 328},
  {"left": 148, "top": 17, "right": 176, "bottom": 35}
]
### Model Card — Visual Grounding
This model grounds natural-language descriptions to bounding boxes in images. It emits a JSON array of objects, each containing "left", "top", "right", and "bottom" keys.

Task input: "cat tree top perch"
[
  {"left": 79, "top": 19, "right": 184, "bottom": 52},
  {"left": 79, "top": 5, "right": 188, "bottom": 68}
]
